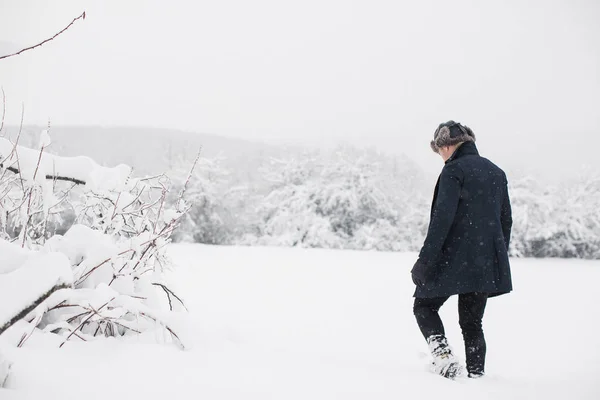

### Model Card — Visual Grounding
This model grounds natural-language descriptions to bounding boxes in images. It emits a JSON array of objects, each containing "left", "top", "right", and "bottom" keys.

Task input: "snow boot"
[
  {"left": 468, "top": 371, "right": 485, "bottom": 379},
  {"left": 427, "top": 334, "right": 464, "bottom": 379}
]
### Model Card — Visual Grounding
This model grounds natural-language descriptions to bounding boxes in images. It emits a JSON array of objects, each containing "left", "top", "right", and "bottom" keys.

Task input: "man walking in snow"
[{"left": 411, "top": 121, "right": 512, "bottom": 379}]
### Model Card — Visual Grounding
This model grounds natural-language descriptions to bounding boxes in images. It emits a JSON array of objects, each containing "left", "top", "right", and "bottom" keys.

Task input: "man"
[{"left": 411, "top": 121, "right": 512, "bottom": 379}]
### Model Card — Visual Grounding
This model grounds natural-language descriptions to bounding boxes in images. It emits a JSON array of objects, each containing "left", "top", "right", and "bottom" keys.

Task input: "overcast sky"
[{"left": 0, "top": 0, "right": 599, "bottom": 179}]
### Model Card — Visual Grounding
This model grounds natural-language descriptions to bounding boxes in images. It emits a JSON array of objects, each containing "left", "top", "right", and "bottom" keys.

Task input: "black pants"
[{"left": 413, "top": 292, "right": 488, "bottom": 374}]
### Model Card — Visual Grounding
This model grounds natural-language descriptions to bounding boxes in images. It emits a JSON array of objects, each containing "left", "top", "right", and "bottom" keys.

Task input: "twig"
[
  {"left": 59, "top": 297, "right": 113, "bottom": 348},
  {"left": 126, "top": 241, "right": 154, "bottom": 273},
  {"left": 151, "top": 283, "right": 188, "bottom": 311},
  {"left": 71, "top": 331, "right": 87, "bottom": 342},
  {"left": 139, "top": 312, "right": 184, "bottom": 349},
  {"left": 66, "top": 310, "right": 91, "bottom": 324},
  {"left": 17, "top": 313, "right": 44, "bottom": 348},
  {"left": 6, "top": 194, "right": 30, "bottom": 216},
  {"left": 46, "top": 302, "right": 75, "bottom": 312},
  {"left": 177, "top": 147, "right": 202, "bottom": 211},
  {"left": 0, "top": 163, "right": 86, "bottom": 184},
  {"left": 15, "top": 103, "right": 25, "bottom": 192},
  {"left": 112, "top": 320, "right": 141, "bottom": 334},
  {"left": 47, "top": 183, "right": 76, "bottom": 211},
  {"left": 0, "top": 12, "right": 86, "bottom": 61},
  {"left": 47, "top": 175, "right": 85, "bottom": 185},
  {"left": 75, "top": 258, "right": 113, "bottom": 286},
  {"left": 153, "top": 185, "right": 167, "bottom": 234},
  {"left": 108, "top": 191, "right": 123, "bottom": 227},
  {"left": 140, "top": 173, "right": 167, "bottom": 182},
  {"left": 21, "top": 141, "right": 47, "bottom": 247},
  {"left": 120, "top": 190, "right": 143, "bottom": 211},
  {"left": 0, "top": 87, "right": 5, "bottom": 135}
]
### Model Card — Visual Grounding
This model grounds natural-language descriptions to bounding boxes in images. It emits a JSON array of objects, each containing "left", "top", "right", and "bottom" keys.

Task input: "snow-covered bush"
[
  {"left": 555, "top": 177, "right": 600, "bottom": 259},
  {"left": 0, "top": 131, "right": 188, "bottom": 351},
  {"left": 244, "top": 153, "right": 333, "bottom": 247},
  {"left": 238, "top": 147, "right": 422, "bottom": 250},
  {"left": 508, "top": 175, "right": 600, "bottom": 259},
  {"left": 507, "top": 176, "right": 555, "bottom": 257},
  {"left": 168, "top": 153, "right": 235, "bottom": 244}
]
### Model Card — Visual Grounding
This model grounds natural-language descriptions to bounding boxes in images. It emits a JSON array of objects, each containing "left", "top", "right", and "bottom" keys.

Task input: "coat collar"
[{"left": 445, "top": 141, "right": 479, "bottom": 164}]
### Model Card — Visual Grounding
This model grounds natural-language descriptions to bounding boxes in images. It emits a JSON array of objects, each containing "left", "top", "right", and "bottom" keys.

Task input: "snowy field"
[{"left": 2, "top": 244, "right": 600, "bottom": 399}]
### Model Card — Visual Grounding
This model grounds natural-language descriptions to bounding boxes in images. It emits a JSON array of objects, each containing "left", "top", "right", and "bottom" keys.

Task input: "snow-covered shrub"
[
  {"left": 244, "top": 153, "right": 334, "bottom": 247},
  {"left": 0, "top": 132, "right": 73, "bottom": 245},
  {"left": 396, "top": 193, "right": 429, "bottom": 252},
  {"left": 556, "top": 177, "right": 600, "bottom": 259},
  {"left": 168, "top": 154, "right": 234, "bottom": 244},
  {"left": 508, "top": 175, "right": 600, "bottom": 259},
  {"left": 507, "top": 177, "right": 554, "bottom": 257},
  {"left": 0, "top": 131, "right": 188, "bottom": 349},
  {"left": 240, "top": 147, "right": 419, "bottom": 250}
]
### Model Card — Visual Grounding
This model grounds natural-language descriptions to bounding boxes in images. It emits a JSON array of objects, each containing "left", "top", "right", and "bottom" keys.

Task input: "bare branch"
[
  {"left": 153, "top": 185, "right": 167, "bottom": 234},
  {"left": 139, "top": 312, "right": 184, "bottom": 349},
  {"left": 46, "top": 175, "right": 86, "bottom": 185},
  {"left": 75, "top": 257, "right": 113, "bottom": 286},
  {"left": 15, "top": 104, "right": 25, "bottom": 192},
  {"left": 177, "top": 147, "right": 202, "bottom": 210},
  {"left": 151, "top": 283, "right": 188, "bottom": 311},
  {"left": 59, "top": 297, "right": 113, "bottom": 348},
  {"left": 66, "top": 310, "right": 90, "bottom": 324},
  {"left": 111, "top": 320, "right": 141, "bottom": 334},
  {"left": 21, "top": 142, "right": 47, "bottom": 247},
  {"left": 140, "top": 173, "right": 167, "bottom": 182},
  {"left": 17, "top": 313, "right": 44, "bottom": 348},
  {"left": 0, "top": 283, "right": 71, "bottom": 335},
  {"left": 0, "top": 87, "right": 5, "bottom": 135},
  {"left": 0, "top": 163, "right": 87, "bottom": 185},
  {"left": 0, "top": 12, "right": 86, "bottom": 61}
]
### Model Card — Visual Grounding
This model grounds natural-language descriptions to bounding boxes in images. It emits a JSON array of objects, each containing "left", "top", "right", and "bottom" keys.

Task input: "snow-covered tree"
[
  {"left": 508, "top": 173, "right": 600, "bottom": 259},
  {"left": 507, "top": 176, "right": 557, "bottom": 257},
  {"left": 242, "top": 146, "right": 420, "bottom": 250}
]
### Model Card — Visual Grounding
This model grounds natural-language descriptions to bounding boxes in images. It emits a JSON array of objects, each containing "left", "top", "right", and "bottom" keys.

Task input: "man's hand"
[{"left": 411, "top": 259, "right": 429, "bottom": 287}]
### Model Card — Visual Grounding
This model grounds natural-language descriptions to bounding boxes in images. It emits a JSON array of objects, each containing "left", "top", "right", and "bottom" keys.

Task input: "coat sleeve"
[
  {"left": 500, "top": 177, "right": 512, "bottom": 251},
  {"left": 418, "top": 163, "right": 463, "bottom": 266}
]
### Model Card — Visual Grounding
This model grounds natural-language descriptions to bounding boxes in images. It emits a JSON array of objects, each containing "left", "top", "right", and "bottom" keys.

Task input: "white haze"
[{"left": 0, "top": 0, "right": 599, "bottom": 180}]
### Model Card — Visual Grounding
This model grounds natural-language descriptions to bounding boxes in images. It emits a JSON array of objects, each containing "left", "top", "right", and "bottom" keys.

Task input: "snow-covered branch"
[
  {"left": 0, "top": 243, "right": 73, "bottom": 335},
  {"left": 0, "top": 137, "right": 131, "bottom": 191}
]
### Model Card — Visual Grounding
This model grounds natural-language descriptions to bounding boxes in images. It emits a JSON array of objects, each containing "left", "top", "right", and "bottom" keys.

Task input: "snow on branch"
[
  {"left": 0, "top": 137, "right": 131, "bottom": 190},
  {"left": 0, "top": 128, "right": 191, "bottom": 353},
  {"left": 0, "top": 243, "right": 73, "bottom": 335},
  {"left": 0, "top": 12, "right": 86, "bottom": 61}
]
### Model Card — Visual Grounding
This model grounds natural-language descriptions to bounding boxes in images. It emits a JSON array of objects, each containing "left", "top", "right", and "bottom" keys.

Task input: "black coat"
[{"left": 413, "top": 142, "right": 513, "bottom": 298}]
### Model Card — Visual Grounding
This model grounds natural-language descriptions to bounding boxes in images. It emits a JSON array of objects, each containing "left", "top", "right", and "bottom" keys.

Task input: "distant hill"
[
  {"left": 2, "top": 125, "right": 426, "bottom": 188},
  {"left": 4, "top": 125, "right": 285, "bottom": 177}
]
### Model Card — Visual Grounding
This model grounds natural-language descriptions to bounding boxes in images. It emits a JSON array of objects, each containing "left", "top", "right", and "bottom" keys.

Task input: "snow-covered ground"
[{"left": 2, "top": 244, "right": 599, "bottom": 399}]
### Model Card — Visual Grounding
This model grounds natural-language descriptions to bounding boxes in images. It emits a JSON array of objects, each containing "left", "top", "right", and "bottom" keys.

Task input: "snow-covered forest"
[
  {"left": 7, "top": 127, "right": 600, "bottom": 259},
  {"left": 165, "top": 148, "right": 600, "bottom": 259}
]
